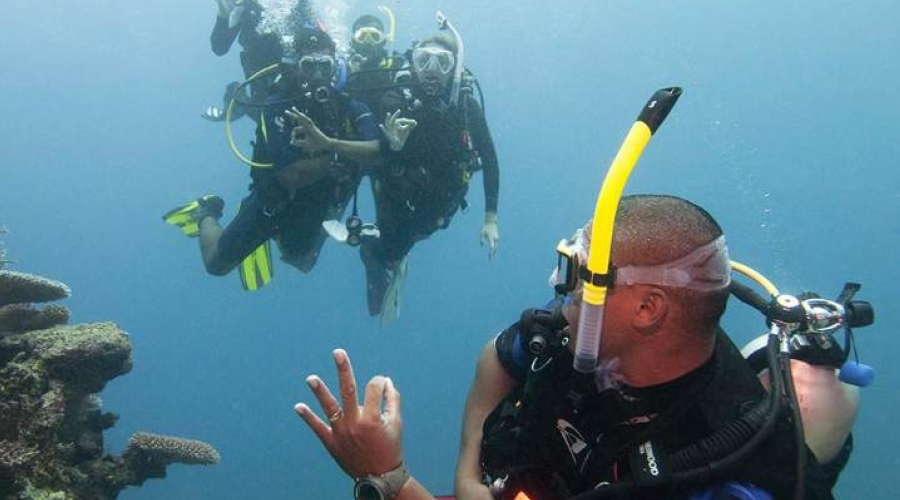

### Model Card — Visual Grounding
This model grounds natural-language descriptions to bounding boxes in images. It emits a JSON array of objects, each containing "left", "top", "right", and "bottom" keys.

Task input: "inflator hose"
[{"left": 729, "top": 281, "right": 770, "bottom": 316}]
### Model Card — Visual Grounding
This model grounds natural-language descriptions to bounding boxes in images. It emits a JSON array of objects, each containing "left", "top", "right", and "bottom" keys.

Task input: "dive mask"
[
  {"left": 353, "top": 26, "right": 386, "bottom": 46},
  {"left": 298, "top": 54, "right": 337, "bottom": 80},
  {"left": 550, "top": 232, "right": 732, "bottom": 295},
  {"left": 412, "top": 46, "right": 456, "bottom": 75}
]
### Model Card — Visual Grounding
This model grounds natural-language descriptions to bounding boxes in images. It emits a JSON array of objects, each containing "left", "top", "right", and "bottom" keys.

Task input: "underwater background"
[{"left": 1, "top": 0, "right": 897, "bottom": 498}]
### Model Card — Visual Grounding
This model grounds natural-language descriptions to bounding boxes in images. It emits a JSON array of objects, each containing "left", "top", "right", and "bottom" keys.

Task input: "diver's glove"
[
  {"left": 380, "top": 110, "right": 418, "bottom": 152},
  {"left": 480, "top": 211, "right": 500, "bottom": 260}
]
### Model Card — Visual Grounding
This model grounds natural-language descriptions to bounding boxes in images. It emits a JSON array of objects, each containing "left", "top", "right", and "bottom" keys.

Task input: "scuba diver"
[
  {"left": 294, "top": 89, "right": 876, "bottom": 500},
  {"left": 463, "top": 199, "right": 836, "bottom": 500},
  {"left": 345, "top": 9, "right": 405, "bottom": 117},
  {"left": 164, "top": 28, "right": 385, "bottom": 288},
  {"left": 202, "top": 0, "right": 318, "bottom": 122},
  {"left": 350, "top": 15, "right": 500, "bottom": 324}
]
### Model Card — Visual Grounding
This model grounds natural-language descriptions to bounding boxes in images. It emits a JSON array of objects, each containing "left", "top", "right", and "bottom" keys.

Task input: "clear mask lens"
[
  {"left": 298, "top": 55, "right": 336, "bottom": 79},
  {"left": 412, "top": 47, "right": 455, "bottom": 75}
]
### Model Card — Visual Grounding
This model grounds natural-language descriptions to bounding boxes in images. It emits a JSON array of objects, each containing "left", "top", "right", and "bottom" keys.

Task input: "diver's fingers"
[
  {"left": 289, "top": 108, "right": 314, "bottom": 128},
  {"left": 390, "top": 109, "right": 401, "bottom": 126},
  {"left": 333, "top": 349, "right": 360, "bottom": 421},
  {"left": 362, "top": 376, "right": 387, "bottom": 420},
  {"left": 285, "top": 108, "right": 302, "bottom": 124},
  {"left": 383, "top": 377, "right": 401, "bottom": 417},
  {"left": 294, "top": 403, "right": 332, "bottom": 445},
  {"left": 306, "top": 374, "right": 343, "bottom": 425}
]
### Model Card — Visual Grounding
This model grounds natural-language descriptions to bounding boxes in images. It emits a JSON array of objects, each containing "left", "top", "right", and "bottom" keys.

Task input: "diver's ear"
[{"left": 632, "top": 286, "right": 668, "bottom": 334}]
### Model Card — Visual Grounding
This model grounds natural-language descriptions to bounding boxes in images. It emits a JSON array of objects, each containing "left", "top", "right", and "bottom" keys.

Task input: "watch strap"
[
  {"left": 355, "top": 463, "right": 410, "bottom": 500},
  {"left": 381, "top": 463, "right": 410, "bottom": 499}
]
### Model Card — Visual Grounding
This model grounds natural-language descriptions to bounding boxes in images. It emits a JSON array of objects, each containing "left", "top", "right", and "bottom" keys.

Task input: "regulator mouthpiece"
[{"left": 845, "top": 300, "right": 874, "bottom": 328}]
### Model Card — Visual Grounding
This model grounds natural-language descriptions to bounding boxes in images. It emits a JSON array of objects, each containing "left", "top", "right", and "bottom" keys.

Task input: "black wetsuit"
[
  {"left": 484, "top": 323, "right": 837, "bottom": 500},
  {"left": 365, "top": 88, "right": 500, "bottom": 267},
  {"left": 210, "top": 0, "right": 314, "bottom": 113},
  {"left": 215, "top": 83, "right": 378, "bottom": 270},
  {"left": 347, "top": 53, "right": 404, "bottom": 118}
]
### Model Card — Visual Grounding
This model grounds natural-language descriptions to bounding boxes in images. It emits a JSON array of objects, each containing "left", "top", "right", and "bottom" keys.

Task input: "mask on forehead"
[{"left": 550, "top": 232, "right": 732, "bottom": 293}]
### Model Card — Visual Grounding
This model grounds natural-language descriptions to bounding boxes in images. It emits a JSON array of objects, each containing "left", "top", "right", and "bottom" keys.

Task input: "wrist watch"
[{"left": 354, "top": 463, "right": 410, "bottom": 500}]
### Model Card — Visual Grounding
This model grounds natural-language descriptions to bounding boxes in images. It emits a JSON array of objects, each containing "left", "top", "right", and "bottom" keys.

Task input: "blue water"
[{"left": 1, "top": 0, "right": 897, "bottom": 498}]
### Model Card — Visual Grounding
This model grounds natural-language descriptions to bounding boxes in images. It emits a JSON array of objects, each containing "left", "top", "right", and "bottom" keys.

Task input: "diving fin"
[
  {"left": 239, "top": 240, "right": 274, "bottom": 291},
  {"left": 162, "top": 195, "right": 224, "bottom": 238},
  {"left": 380, "top": 256, "right": 408, "bottom": 326}
]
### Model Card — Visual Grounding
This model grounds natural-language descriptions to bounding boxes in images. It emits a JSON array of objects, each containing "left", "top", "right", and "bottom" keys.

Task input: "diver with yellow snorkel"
[
  {"left": 344, "top": 8, "right": 406, "bottom": 118},
  {"left": 165, "top": 28, "right": 397, "bottom": 287},
  {"left": 286, "top": 88, "right": 875, "bottom": 500}
]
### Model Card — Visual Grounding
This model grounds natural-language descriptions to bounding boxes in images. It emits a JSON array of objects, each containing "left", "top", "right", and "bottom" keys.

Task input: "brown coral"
[
  {"left": 125, "top": 432, "right": 221, "bottom": 466},
  {"left": 0, "top": 304, "right": 70, "bottom": 333},
  {"left": 0, "top": 440, "right": 38, "bottom": 474},
  {"left": 0, "top": 270, "right": 71, "bottom": 308},
  {"left": 0, "top": 265, "right": 220, "bottom": 500}
]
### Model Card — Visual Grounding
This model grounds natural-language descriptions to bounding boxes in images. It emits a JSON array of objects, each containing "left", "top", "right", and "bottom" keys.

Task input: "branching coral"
[
  {"left": 0, "top": 271, "right": 71, "bottom": 308},
  {"left": 118, "top": 432, "right": 221, "bottom": 487},
  {"left": 126, "top": 432, "right": 221, "bottom": 466}
]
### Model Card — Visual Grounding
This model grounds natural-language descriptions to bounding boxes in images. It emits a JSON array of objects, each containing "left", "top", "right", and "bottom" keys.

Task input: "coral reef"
[
  {"left": 0, "top": 228, "right": 8, "bottom": 269},
  {"left": 0, "top": 271, "right": 71, "bottom": 308},
  {"left": 0, "top": 265, "right": 219, "bottom": 500},
  {"left": 0, "top": 304, "right": 70, "bottom": 334}
]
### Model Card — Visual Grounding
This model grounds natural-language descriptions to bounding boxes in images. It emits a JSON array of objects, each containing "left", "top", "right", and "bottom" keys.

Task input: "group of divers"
[
  {"left": 164, "top": 0, "right": 497, "bottom": 324},
  {"left": 161, "top": 2, "right": 878, "bottom": 500}
]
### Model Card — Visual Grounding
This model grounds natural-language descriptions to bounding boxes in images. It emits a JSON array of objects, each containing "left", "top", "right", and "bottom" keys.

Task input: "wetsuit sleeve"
[
  {"left": 494, "top": 322, "right": 534, "bottom": 383},
  {"left": 467, "top": 98, "right": 500, "bottom": 214},
  {"left": 211, "top": 15, "right": 240, "bottom": 56},
  {"left": 345, "top": 99, "right": 379, "bottom": 141}
]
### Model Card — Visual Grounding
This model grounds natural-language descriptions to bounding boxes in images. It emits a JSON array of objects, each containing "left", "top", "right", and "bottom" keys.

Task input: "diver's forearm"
[
  {"left": 396, "top": 477, "right": 435, "bottom": 500},
  {"left": 327, "top": 139, "right": 381, "bottom": 162}
]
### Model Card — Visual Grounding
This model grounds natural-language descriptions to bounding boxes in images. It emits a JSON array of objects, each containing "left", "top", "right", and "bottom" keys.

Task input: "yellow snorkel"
[
  {"left": 573, "top": 87, "right": 683, "bottom": 373},
  {"left": 225, "top": 63, "right": 281, "bottom": 169},
  {"left": 378, "top": 6, "right": 396, "bottom": 43}
]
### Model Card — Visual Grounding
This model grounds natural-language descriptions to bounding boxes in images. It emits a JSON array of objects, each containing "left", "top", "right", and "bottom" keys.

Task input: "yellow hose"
[
  {"left": 731, "top": 260, "right": 780, "bottom": 297},
  {"left": 225, "top": 64, "right": 281, "bottom": 169}
]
